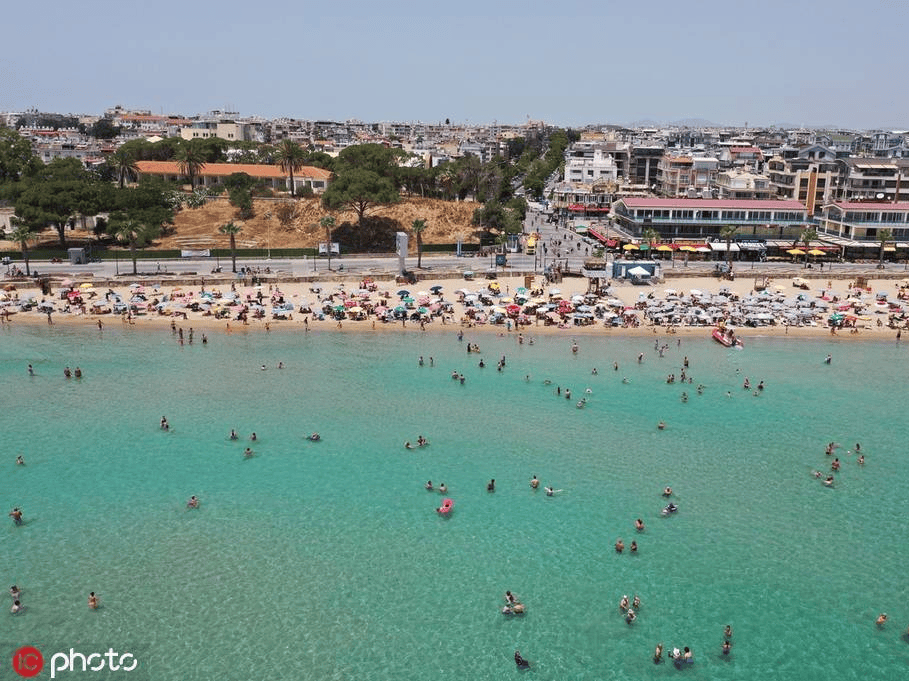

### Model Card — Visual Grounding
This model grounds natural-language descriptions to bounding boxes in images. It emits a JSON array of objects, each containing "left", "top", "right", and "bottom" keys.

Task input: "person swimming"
[
  {"left": 632, "top": 594, "right": 641, "bottom": 609},
  {"left": 530, "top": 476, "right": 539, "bottom": 489},
  {"left": 487, "top": 479, "right": 495, "bottom": 492},
  {"left": 635, "top": 518, "right": 645, "bottom": 532},
  {"left": 514, "top": 650, "right": 529, "bottom": 669},
  {"left": 722, "top": 640, "right": 732, "bottom": 655},
  {"left": 187, "top": 495, "right": 199, "bottom": 508},
  {"left": 160, "top": 416, "right": 169, "bottom": 430},
  {"left": 630, "top": 540, "right": 638, "bottom": 554},
  {"left": 88, "top": 592, "right": 99, "bottom": 609},
  {"left": 250, "top": 432, "right": 257, "bottom": 441},
  {"left": 425, "top": 480, "right": 433, "bottom": 490},
  {"left": 615, "top": 538, "right": 624, "bottom": 553},
  {"left": 620, "top": 594, "right": 629, "bottom": 611},
  {"left": 9, "top": 507, "right": 22, "bottom": 525},
  {"left": 16, "top": 455, "right": 24, "bottom": 466},
  {"left": 438, "top": 483, "right": 447, "bottom": 493},
  {"left": 11, "top": 599, "right": 22, "bottom": 614},
  {"left": 10, "top": 585, "right": 20, "bottom": 599},
  {"left": 416, "top": 435, "right": 427, "bottom": 447},
  {"left": 309, "top": 433, "right": 321, "bottom": 442},
  {"left": 876, "top": 613, "right": 888, "bottom": 626},
  {"left": 653, "top": 642, "right": 664, "bottom": 664},
  {"left": 663, "top": 486, "right": 673, "bottom": 497},
  {"left": 229, "top": 429, "right": 239, "bottom": 440},
  {"left": 404, "top": 441, "right": 414, "bottom": 449},
  {"left": 74, "top": 367, "right": 82, "bottom": 378},
  {"left": 625, "top": 608, "right": 636, "bottom": 624},
  {"left": 243, "top": 448, "right": 254, "bottom": 458}
]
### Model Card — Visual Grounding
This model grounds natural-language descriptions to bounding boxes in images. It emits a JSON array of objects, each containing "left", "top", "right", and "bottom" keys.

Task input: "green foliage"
[
  {"left": 0, "top": 128, "right": 40, "bottom": 183},
  {"left": 219, "top": 221, "right": 242, "bottom": 272},
  {"left": 321, "top": 167, "right": 399, "bottom": 228},
  {"left": 108, "top": 147, "right": 138, "bottom": 188},
  {"left": 222, "top": 172, "right": 260, "bottom": 219},
  {"left": 333, "top": 143, "right": 402, "bottom": 179},
  {"left": 118, "top": 137, "right": 182, "bottom": 162},
  {"left": 89, "top": 118, "right": 121, "bottom": 140},
  {"left": 175, "top": 141, "right": 207, "bottom": 189},
  {"left": 274, "top": 138, "right": 307, "bottom": 197}
]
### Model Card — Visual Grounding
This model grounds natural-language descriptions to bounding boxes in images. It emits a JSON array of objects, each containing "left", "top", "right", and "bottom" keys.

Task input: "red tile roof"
[
  {"left": 618, "top": 198, "right": 806, "bottom": 210},
  {"left": 136, "top": 161, "right": 331, "bottom": 181},
  {"left": 831, "top": 202, "right": 909, "bottom": 210}
]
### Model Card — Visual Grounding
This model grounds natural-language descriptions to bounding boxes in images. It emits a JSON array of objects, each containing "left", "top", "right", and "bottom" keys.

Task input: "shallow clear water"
[{"left": 2, "top": 324, "right": 908, "bottom": 680}]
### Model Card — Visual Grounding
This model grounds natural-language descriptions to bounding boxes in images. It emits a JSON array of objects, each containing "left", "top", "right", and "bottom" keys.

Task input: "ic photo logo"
[{"left": 12, "top": 646, "right": 139, "bottom": 678}]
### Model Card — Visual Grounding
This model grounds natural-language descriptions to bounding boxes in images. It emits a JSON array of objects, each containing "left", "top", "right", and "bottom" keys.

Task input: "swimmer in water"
[
  {"left": 11, "top": 600, "right": 22, "bottom": 614},
  {"left": 250, "top": 432, "right": 257, "bottom": 441},
  {"left": 722, "top": 640, "right": 732, "bottom": 655},
  {"left": 530, "top": 476, "right": 539, "bottom": 489},
  {"left": 244, "top": 448, "right": 254, "bottom": 458},
  {"left": 625, "top": 608, "right": 636, "bottom": 624},
  {"left": 10, "top": 585, "right": 20, "bottom": 599},
  {"left": 663, "top": 486, "right": 673, "bottom": 497},
  {"left": 876, "top": 613, "right": 887, "bottom": 627},
  {"left": 160, "top": 416, "right": 169, "bottom": 430},
  {"left": 635, "top": 518, "right": 645, "bottom": 532},
  {"left": 425, "top": 480, "right": 433, "bottom": 490},
  {"left": 9, "top": 507, "right": 23, "bottom": 525},
  {"left": 630, "top": 540, "right": 638, "bottom": 554},
  {"left": 187, "top": 495, "right": 199, "bottom": 508},
  {"left": 417, "top": 435, "right": 427, "bottom": 447},
  {"left": 620, "top": 594, "right": 629, "bottom": 611},
  {"left": 615, "top": 538, "right": 624, "bottom": 553},
  {"left": 487, "top": 479, "right": 495, "bottom": 492},
  {"left": 438, "top": 483, "right": 447, "bottom": 493},
  {"left": 16, "top": 455, "right": 24, "bottom": 466},
  {"left": 657, "top": 421, "right": 666, "bottom": 430},
  {"left": 654, "top": 643, "right": 664, "bottom": 664},
  {"left": 261, "top": 364, "right": 267, "bottom": 371},
  {"left": 309, "top": 433, "right": 321, "bottom": 441},
  {"left": 858, "top": 454, "right": 865, "bottom": 465},
  {"left": 229, "top": 429, "right": 238, "bottom": 440},
  {"left": 514, "top": 650, "right": 529, "bottom": 669},
  {"left": 404, "top": 441, "right": 414, "bottom": 449},
  {"left": 88, "top": 592, "right": 99, "bottom": 609}
]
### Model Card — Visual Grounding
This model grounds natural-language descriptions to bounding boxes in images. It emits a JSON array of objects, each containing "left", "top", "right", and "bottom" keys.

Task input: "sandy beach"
[{"left": 2, "top": 270, "right": 907, "bottom": 340}]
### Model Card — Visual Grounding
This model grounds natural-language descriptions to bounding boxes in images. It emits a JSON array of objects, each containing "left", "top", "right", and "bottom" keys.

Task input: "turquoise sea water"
[{"left": 2, "top": 324, "right": 908, "bottom": 680}]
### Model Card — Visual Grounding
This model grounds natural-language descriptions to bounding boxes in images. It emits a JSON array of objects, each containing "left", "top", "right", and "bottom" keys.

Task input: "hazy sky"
[{"left": 3, "top": 0, "right": 905, "bottom": 129}]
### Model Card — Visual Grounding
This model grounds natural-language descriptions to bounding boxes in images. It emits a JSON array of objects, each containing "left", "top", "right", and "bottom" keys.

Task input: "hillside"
[
  {"left": 158, "top": 196, "right": 480, "bottom": 252},
  {"left": 0, "top": 197, "right": 481, "bottom": 253}
]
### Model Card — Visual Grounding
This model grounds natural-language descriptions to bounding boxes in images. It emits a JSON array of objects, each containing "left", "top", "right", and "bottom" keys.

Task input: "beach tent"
[{"left": 628, "top": 266, "right": 650, "bottom": 277}]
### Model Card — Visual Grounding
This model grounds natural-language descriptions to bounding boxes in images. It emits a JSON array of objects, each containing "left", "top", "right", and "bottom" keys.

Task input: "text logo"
[{"left": 12, "top": 646, "right": 44, "bottom": 678}]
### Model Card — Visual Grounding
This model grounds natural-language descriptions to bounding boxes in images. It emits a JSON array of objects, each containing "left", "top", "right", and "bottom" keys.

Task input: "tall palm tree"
[
  {"left": 275, "top": 139, "right": 307, "bottom": 197},
  {"left": 320, "top": 216, "right": 336, "bottom": 271},
  {"left": 9, "top": 219, "right": 34, "bottom": 276},
  {"left": 800, "top": 227, "right": 818, "bottom": 268},
  {"left": 877, "top": 228, "right": 893, "bottom": 270},
  {"left": 112, "top": 219, "right": 150, "bottom": 276},
  {"left": 719, "top": 224, "right": 739, "bottom": 270},
  {"left": 641, "top": 226, "right": 659, "bottom": 258},
  {"left": 411, "top": 219, "right": 427, "bottom": 268},
  {"left": 219, "top": 221, "right": 242, "bottom": 273},
  {"left": 175, "top": 142, "right": 206, "bottom": 190},
  {"left": 110, "top": 147, "right": 138, "bottom": 189}
]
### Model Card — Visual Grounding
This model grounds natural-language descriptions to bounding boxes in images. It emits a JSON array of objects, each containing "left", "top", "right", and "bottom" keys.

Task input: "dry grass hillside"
[
  {"left": 0, "top": 197, "right": 481, "bottom": 253},
  {"left": 159, "top": 196, "right": 480, "bottom": 252}
]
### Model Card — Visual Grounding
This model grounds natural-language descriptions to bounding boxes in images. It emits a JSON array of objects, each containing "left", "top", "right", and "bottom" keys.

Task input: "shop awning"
[{"left": 710, "top": 242, "right": 740, "bottom": 252}]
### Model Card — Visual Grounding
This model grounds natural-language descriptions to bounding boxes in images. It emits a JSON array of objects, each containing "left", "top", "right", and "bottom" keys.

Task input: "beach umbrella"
[
  {"left": 623, "top": 244, "right": 638, "bottom": 251},
  {"left": 418, "top": 307, "right": 429, "bottom": 315},
  {"left": 397, "top": 290, "right": 410, "bottom": 298},
  {"left": 787, "top": 248, "right": 805, "bottom": 255},
  {"left": 807, "top": 249, "right": 825, "bottom": 256},
  {"left": 403, "top": 297, "right": 415, "bottom": 304},
  {"left": 656, "top": 245, "right": 673, "bottom": 252},
  {"left": 429, "top": 285, "right": 443, "bottom": 293}
]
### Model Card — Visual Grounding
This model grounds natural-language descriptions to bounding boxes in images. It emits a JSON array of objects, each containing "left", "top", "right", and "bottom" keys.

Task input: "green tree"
[
  {"left": 800, "top": 227, "right": 818, "bottom": 268},
  {"left": 274, "top": 139, "right": 306, "bottom": 197},
  {"left": 411, "top": 218, "right": 427, "bottom": 268},
  {"left": 108, "top": 215, "right": 158, "bottom": 275},
  {"left": 320, "top": 215, "right": 336, "bottom": 271},
  {"left": 175, "top": 141, "right": 206, "bottom": 190},
  {"left": 0, "top": 128, "right": 40, "bottom": 184},
  {"left": 88, "top": 118, "right": 121, "bottom": 140},
  {"left": 719, "top": 224, "right": 739, "bottom": 270},
  {"left": 222, "top": 172, "right": 260, "bottom": 219},
  {"left": 321, "top": 168, "right": 399, "bottom": 248},
  {"left": 9, "top": 219, "right": 35, "bottom": 276},
  {"left": 219, "top": 221, "right": 242, "bottom": 273},
  {"left": 333, "top": 143, "right": 402, "bottom": 179},
  {"left": 109, "top": 147, "right": 138, "bottom": 189},
  {"left": 642, "top": 226, "right": 660, "bottom": 258},
  {"left": 877, "top": 228, "right": 893, "bottom": 269}
]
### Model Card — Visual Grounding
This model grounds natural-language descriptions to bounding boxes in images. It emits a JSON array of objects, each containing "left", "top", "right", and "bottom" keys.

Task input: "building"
[
  {"left": 836, "top": 158, "right": 909, "bottom": 203},
  {"left": 819, "top": 201, "right": 909, "bottom": 243},
  {"left": 612, "top": 197, "right": 810, "bottom": 245},
  {"left": 766, "top": 144, "right": 838, "bottom": 214},
  {"left": 564, "top": 145, "right": 620, "bottom": 184},
  {"left": 135, "top": 161, "right": 331, "bottom": 194},
  {"left": 656, "top": 155, "right": 718, "bottom": 197},
  {"left": 715, "top": 169, "right": 773, "bottom": 200}
]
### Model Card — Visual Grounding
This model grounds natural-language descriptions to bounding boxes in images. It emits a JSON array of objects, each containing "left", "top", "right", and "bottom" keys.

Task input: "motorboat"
[{"left": 712, "top": 327, "right": 743, "bottom": 348}]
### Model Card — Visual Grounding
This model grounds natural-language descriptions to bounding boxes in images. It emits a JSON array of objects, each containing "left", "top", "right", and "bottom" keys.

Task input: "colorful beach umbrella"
[{"left": 787, "top": 249, "right": 805, "bottom": 255}]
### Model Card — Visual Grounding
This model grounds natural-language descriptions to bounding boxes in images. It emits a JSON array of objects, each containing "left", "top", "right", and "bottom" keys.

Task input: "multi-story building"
[
  {"left": 819, "top": 201, "right": 909, "bottom": 243},
  {"left": 564, "top": 146, "right": 619, "bottom": 185},
  {"left": 715, "top": 169, "right": 773, "bottom": 200},
  {"left": 135, "top": 161, "right": 331, "bottom": 194},
  {"left": 656, "top": 155, "right": 718, "bottom": 197},
  {"left": 612, "top": 197, "right": 809, "bottom": 244},
  {"left": 835, "top": 158, "right": 909, "bottom": 203},
  {"left": 766, "top": 144, "right": 839, "bottom": 214}
]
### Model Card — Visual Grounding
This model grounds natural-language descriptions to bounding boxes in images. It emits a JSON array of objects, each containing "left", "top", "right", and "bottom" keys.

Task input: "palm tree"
[
  {"left": 411, "top": 219, "right": 427, "bottom": 268},
  {"left": 719, "top": 224, "right": 739, "bottom": 270},
  {"left": 110, "top": 147, "right": 138, "bottom": 189},
  {"left": 320, "top": 216, "right": 336, "bottom": 271},
  {"left": 175, "top": 142, "right": 206, "bottom": 190},
  {"left": 112, "top": 219, "right": 150, "bottom": 276},
  {"left": 641, "top": 226, "right": 659, "bottom": 259},
  {"left": 275, "top": 139, "right": 307, "bottom": 197},
  {"left": 800, "top": 227, "right": 818, "bottom": 268},
  {"left": 9, "top": 219, "right": 34, "bottom": 276},
  {"left": 877, "top": 228, "right": 893, "bottom": 269},
  {"left": 219, "top": 221, "right": 242, "bottom": 273}
]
